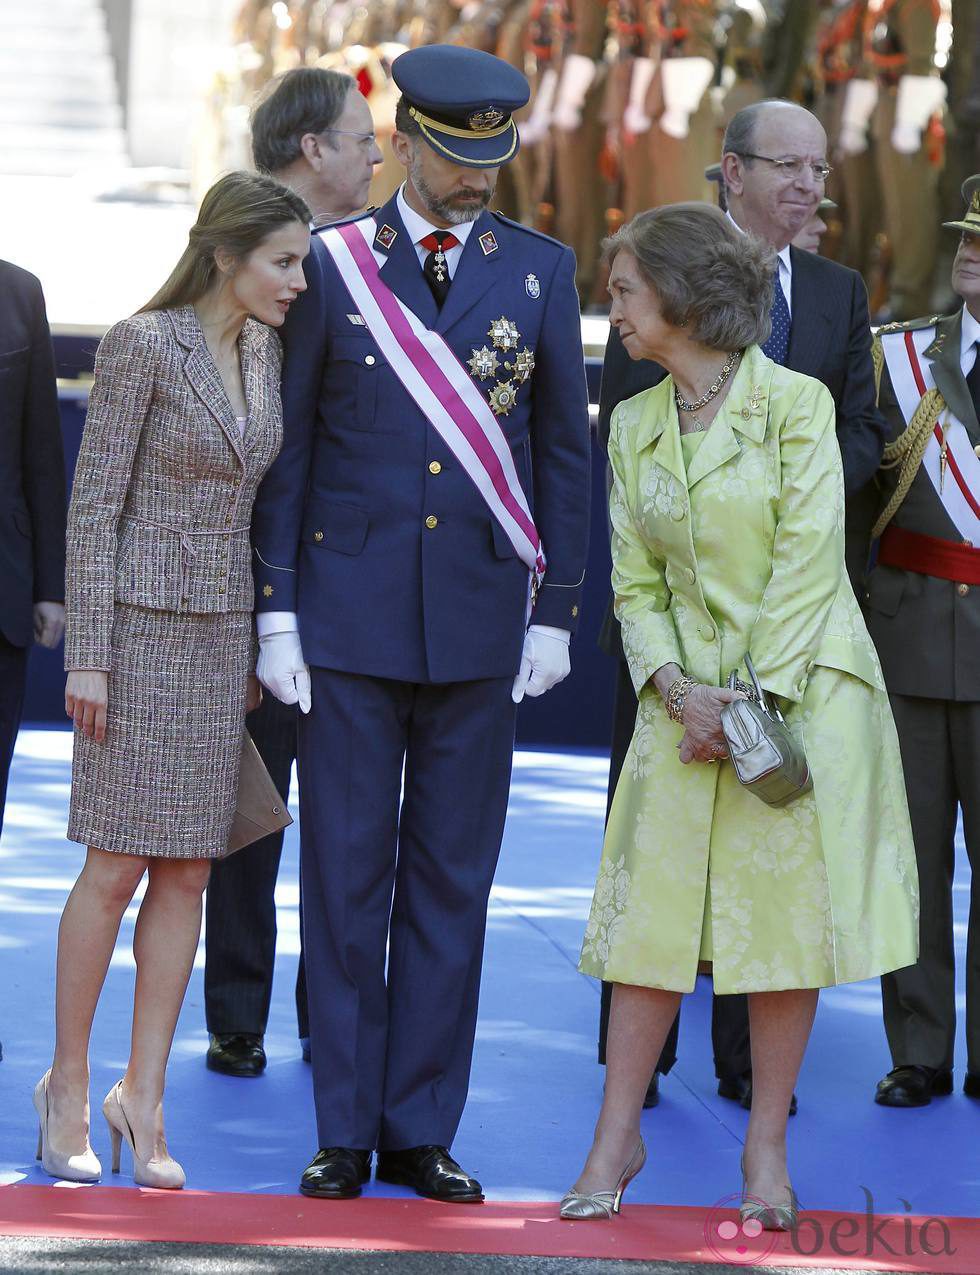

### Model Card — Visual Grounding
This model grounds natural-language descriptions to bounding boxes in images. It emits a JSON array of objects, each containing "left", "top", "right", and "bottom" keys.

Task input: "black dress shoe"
[
  {"left": 300, "top": 1147, "right": 372, "bottom": 1199},
  {"left": 875, "top": 1065, "right": 953, "bottom": 1107},
  {"left": 643, "top": 1072, "right": 660, "bottom": 1109},
  {"left": 964, "top": 1073, "right": 980, "bottom": 1098},
  {"left": 206, "top": 1033, "right": 266, "bottom": 1077},
  {"left": 376, "top": 1145, "right": 483, "bottom": 1203},
  {"left": 717, "top": 1070, "right": 798, "bottom": 1117}
]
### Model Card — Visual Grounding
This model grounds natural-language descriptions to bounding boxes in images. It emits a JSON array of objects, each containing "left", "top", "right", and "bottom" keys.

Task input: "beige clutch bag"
[{"left": 222, "top": 729, "right": 293, "bottom": 858}]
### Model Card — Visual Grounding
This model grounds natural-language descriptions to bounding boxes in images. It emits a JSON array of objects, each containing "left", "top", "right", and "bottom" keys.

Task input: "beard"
[{"left": 410, "top": 157, "right": 495, "bottom": 225}]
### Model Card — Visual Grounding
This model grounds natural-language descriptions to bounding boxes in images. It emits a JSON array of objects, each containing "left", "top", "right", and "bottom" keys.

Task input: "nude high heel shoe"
[
  {"left": 559, "top": 1140, "right": 646, "bottom": 1220},
  {"left": 740, "top": 1158, "right": 800, "bottom": 1231},
  {"left": 102, "top": 1082, "right": 185, "bottom": 1190},
  {"left": 32, "top": 1070, "right": 101, "bottom": 1183}
]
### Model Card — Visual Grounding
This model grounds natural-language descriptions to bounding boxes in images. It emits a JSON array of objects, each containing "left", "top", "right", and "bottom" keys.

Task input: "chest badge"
[
  {"left": 489, "top": 316, "right": 520, "bottom": 351},
  {"left": 506, "top": 347, "right": 535, "bottom": 384},
  {"left": 489, "top": 382, "right": 518, "bottom": 415},
  {"left": 469, "top": 317, "right": 533, "bottom": 416},
  {"left": 374, "top": 224, "right": 398, "bottom": 250},
  {"left": 468, "top": 346, "right": 500, "bottom": 379},
  {"left": 479, "top": 230, "right": 499, "bottom": 256},
  {"left": 525, "top": 272, "right": 541, "bottom": 300}
]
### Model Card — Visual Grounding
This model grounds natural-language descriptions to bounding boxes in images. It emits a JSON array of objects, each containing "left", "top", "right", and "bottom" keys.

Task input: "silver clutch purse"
[{"left": 720, "top": 654, "right": 812, "bottom": 807}]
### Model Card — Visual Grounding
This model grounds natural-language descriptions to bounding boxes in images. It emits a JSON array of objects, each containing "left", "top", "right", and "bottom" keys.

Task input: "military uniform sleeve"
[
  {"left": 528, "top": 245, "right": 591, "bottom": 632},
  {"left": 251, "top": 237, "right": 327, "bottom": 613},
  {"left": 749, "top": 380, "right": 846, "bottom": 702},
  {"left": 64, "top": 318, "right": 160, "bottom": 671},
  {"left": 608, "top": 403, "right": 682, "bottom": 694}
]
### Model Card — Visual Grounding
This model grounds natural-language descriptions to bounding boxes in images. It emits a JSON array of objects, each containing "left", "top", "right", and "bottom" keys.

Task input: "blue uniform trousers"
[{"left": 299, "top": 666, "right": 516, "bottom": 1151}]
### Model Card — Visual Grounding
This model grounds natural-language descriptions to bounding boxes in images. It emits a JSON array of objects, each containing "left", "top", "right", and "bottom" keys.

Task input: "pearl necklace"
[{"left": 674, "top": 350, "right": 742, "bottom": 427}]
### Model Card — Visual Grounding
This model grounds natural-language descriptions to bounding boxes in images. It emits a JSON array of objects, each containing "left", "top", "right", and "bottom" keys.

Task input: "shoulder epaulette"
[
  {"left": 489, "top": 210, "right": 566, "bottom": 250},
  {"left": 312, "top": 207, "right": 376, "bottom": 237},
  {"left": 876, "top": 314, "right": 943, "bottom": 336}
]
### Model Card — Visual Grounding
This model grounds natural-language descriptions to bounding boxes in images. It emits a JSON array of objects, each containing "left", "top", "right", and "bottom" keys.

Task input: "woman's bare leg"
[
  {"left": 48, "top": 848, "right": 148, "bottom": 1150},
  {"left": 571, "top": 984, "right": 683, "bottom": 1193},
  {"left": 120, "top": 857, "right": 212, "bottom": 1159},
  {"left": 744, "top": 988, "right": 818, "bottom": 1205}
]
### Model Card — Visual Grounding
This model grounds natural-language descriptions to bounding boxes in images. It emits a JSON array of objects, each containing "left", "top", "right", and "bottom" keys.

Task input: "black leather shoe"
[
  {"left": 964, "top": 1073, "right": 980, "bottom": 1098},
  {"left": 376, "top": 1145, "right": 484, "bottom": 1203},
  {"left": 300, "top": 1147, "right": 372, "bottom": 1199},
  {"left": 643, "top": 1072, "right": 660, "bottom": 1109},
  {"left": 875, "top": 1065, "right": 953, "bottom": 1107},
  {"left": 718, "top": 1070, "right": 798, "bottom": 1117},
  {"left": 206, "top": 1033, "right": 266, "bottom": 1077}
]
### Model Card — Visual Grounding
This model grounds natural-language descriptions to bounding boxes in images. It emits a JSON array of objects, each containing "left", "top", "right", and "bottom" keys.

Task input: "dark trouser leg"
[
  {"left": 712, "top": 994, "right": 750, "bottom": 1081},
  {"left": 298, "top": 669, "right": 408, "bottom": 1150},
  {"left": 950, "top": 701, "right": 980, "bottom": 1074},
  {"left": 881, "top": 694, "right": 957, "bottom": 1070},
  {"left": 599, "top": 656, "right": 680, "bottom": 1074},
  {"left": 381, "top": 677, "right": 516, "bottom": 1150},
  {"left": 205, "top": 694, "right": 298, "bottom": 1036},
  {"left": 0, "top": 635, "right": 28, "bottom": 842}
]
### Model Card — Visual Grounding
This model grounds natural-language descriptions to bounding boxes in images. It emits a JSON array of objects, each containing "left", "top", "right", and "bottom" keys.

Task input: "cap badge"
[
  {"left": 375, "top": 224, "right": 398, "bottom": 250},
  {"left": 489, "top": 316, "right": 520, "bottom": 351},
  {"left": 468, "top": 107, "right": 506, "bottom": 132},
  {"left": 468, "top": 346, "right": 500, "bottom": 379},
  {"left": 479, "top": 230, "right": 499, "bottom": 256},
  {"left": 489, "top": 381, "right": 518, "bottom": 415},
  {"left": 972, "top": 189, "right": 980, "bottom": 215},
  {"left": 525, "top": 272, "right": 540, "bottom": 299}
]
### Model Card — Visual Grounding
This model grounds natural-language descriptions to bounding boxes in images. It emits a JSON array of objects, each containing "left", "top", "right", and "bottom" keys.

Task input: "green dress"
[{"left": 579, "top": 346, "right": 919, "bottom": 994}]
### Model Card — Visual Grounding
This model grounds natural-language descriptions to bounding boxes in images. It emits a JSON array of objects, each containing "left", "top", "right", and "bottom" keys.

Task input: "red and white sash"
[
  {"left": 319, "top": 216, "right": 545, "bottom": 600},
  {"left": 880, "top": 327, "right": 980, "bottom": 542}
]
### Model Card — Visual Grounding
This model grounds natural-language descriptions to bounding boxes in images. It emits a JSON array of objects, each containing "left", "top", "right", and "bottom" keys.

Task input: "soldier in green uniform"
[{"left": 869, "top": 177, "right": 980, "bottom": 1107}]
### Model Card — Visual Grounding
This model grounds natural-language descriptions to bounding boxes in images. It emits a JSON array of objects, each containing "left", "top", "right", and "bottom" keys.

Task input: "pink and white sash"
[
  {"left": 881, "top": 326, "right": 980, "bottom": 542},
  {"left": 319, "top": 216, "right": 546, "bottom": 599}
]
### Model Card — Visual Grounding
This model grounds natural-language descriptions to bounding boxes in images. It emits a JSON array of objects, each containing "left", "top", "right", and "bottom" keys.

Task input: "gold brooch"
[
  {"left": 489, "top": 317, "right": 520, "bottom": 351},
  {"left": 505, "top": 347, "right": 535, "bottom": 384},
  {"left": 489, "top": 381, "right": 518, "bottom": 415},
  {"left": 468, "top": 346, "right": 500, "bottom": 379}
]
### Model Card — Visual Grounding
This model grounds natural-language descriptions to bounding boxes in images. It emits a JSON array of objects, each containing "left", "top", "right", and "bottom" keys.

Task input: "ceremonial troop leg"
[
  {"left": 299, "top": 667, "right": 516, "bottom": 1151},
  {"left": 205, "top": 694, "right": 307, "bottom": 1039},
  {"left": 881, "top": 694, "right": 958, "bottom": 1070}
]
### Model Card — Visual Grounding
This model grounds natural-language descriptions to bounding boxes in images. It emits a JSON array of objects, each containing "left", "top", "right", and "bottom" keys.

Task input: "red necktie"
[{"left": 419, "top": 231, "right": 460, "bottom": 307}]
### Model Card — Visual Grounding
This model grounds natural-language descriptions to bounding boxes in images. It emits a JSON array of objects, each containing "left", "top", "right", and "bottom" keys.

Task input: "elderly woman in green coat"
[{"left": 563, "top": 205, "right": 918, "bottom": 1229}]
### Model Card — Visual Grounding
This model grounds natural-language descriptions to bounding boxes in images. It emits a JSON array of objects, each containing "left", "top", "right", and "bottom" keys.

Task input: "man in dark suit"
[
  {"left": 204, "top": 67, "right": 384, "bottom": 1079},
  {"left": 597, "top": 99, "right": 887, "bottom": 1111},
  {"left": 871, "top": 177, "right": 980, "bottom": 1108},
  {"left": 252, "top": 46, "right": 590, "bottom": 1202},
  {"left": 0, "top": 259, "right": 67, "bottom": 1060}
]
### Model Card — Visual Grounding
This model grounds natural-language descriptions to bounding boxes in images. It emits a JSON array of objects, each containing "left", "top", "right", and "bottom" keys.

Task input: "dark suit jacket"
[{"left": 0, "top": 261, "right": 66, "bottom": 648}]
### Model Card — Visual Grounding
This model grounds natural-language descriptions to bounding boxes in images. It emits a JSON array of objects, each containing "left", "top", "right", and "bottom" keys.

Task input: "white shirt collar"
[
  {"left": 725, "top": 209, "right": 791, "bottom": 274},
  {"left": 960, "top": 304, "right": 980, "bottom": 361},
  {"left": 396, "top": 184, "right": 477, "bottom": 248}
]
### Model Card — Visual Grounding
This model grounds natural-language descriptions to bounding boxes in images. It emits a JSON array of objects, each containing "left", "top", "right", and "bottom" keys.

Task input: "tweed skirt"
[{"left": 68, "top": 604, "right": 253, "bottom": 859}]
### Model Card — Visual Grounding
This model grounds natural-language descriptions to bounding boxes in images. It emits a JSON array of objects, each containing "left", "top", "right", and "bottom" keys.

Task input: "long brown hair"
[{"left": 139, "top": 171, "right": 310, "bottom": 314}]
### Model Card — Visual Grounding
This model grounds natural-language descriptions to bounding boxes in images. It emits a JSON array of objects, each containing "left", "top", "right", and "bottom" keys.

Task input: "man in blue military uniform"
[{"left": 252, "top": 44, "right": 590, "bottom": 1203}]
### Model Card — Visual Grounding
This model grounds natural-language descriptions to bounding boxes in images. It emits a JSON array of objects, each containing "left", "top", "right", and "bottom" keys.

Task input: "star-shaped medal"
[
  {"left": 488, "top": 380, "right": 518, "bottom": 415},
  {"left": 489, "top": 317, "right": 520, "bottom": 351},
  {"left": 468, "top": 346, "right": 500, "bottom": 379},
  {"left": 506, "top": 347, "right": 535, "bottom": 384}
]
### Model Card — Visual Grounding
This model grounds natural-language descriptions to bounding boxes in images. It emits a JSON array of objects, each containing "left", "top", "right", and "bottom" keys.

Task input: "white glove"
[
  {"left": 892, "top": 75, "right": 947, "bottom": 154},
  {"left": 511, "top": 625, "right": 571, "bottom": 704},
  {"left": 837, "top": 78, "right": 878, "bottom": 156},
  {"left": 552, "top": 54, "right": 597, "bottom": 132},
  {"left": 659, "top": 57, "right": 714, "bottom": 140},
  {"left": 257, "top": 630, "right": 311, "bottom": 713},
  {"left": 623, "top": 57, "right": 655, "bottom": 135}
]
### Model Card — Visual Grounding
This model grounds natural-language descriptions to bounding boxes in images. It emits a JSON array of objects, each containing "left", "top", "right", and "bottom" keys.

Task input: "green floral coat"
[{"left": 579, "top": 345, "right": 919, "bottom": 993}]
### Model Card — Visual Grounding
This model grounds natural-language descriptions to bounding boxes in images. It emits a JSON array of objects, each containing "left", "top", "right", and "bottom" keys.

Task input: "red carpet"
[{"left": 0, "top": 1185, "right": 975, "bottom": 1271}]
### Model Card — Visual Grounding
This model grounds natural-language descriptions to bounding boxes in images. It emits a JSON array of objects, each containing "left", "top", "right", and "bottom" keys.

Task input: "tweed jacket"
[{"left": 65, "top": 306, "right": 283, "bottom": 671}]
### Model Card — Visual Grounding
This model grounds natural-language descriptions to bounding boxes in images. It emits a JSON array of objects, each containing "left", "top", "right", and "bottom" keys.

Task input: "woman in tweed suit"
[{"left": 35, "top": 172, "right": 310, "bottom": 1189}]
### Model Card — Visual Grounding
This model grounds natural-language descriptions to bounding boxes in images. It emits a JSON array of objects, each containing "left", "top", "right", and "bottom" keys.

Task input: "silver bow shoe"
[
  {"left": 740, "top": 1171, "right": 800, "bottom": 1231},
  {"left": 559, "top": 1140, "right": 646, "bottom": 1220}
]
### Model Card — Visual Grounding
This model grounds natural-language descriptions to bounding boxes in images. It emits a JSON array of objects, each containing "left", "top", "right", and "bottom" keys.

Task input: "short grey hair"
[
  {"left": 722, "top": 99, "right": 818, "bottom": 167},
  {"left": 251, "top": 67, "right": 357, "bottom": 174},
  {"left": 603, "top": 203, "right": 775, "bottom": 350}
]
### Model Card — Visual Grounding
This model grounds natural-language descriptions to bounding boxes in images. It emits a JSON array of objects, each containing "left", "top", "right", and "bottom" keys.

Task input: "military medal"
[
  {"left": 479, "top": 230, "right": 499, "bottom": 256},
  {"left": 433, "top": 247, "right": 448, "bottom": 283},
  {"left": 940, "top": 415, "right": 949, "bottom": 492},
  {"left": 505, "top": 347, "right": 535, "bottom": 384},
  {"left": 489, "top": 316, "right": 520, "bottom": 351},
  {"left": 488, "top": 381, "right": 518, "bottom": 415},
  {"left": 468, "top": 346, "right": 500, "bottom": 379}
]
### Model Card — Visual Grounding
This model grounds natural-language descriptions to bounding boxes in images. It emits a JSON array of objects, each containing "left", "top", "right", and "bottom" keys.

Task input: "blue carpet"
[{"left": 0, "top": 728, "right": 975, "bottom": 1220}]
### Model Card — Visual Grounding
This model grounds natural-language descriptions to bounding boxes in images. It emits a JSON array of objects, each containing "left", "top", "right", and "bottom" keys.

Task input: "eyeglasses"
[
  {"left": 320, "top": 128, "right": 378, "bottom": 148},
  {"left": 736, "top": 152, "right": 833, "bottom": 182}
]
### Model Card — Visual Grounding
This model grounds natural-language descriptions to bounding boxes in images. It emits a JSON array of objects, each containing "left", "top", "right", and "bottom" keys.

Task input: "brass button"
[
  {"left": 571, "top": 605, "right": 579, "bottom": 618},
  {"left": 314, "top": 530, "right": 324, "bottom": 543},
  {"left": 262, "top": 584, "right": 273, "bottom": 597},
  {"left": 670, "top": 505, "right": 685, "bottom": 521},
  {"left": 272, "top": 805, "right": 281, "bottom": 815},
  {"left": 365, "top": 354, "right": 376, "bottom": 366},
  {"left": 797, "top": 678, "right": 806, "bottom": 694},
  {"left": 974, "top": 444, "right": 980, "bottom": 458},
  {"left": 428, "top": 461, "right": 442, "bottom": 475},
  {"left": 958, "top": 583, "right": 970, "bottom": 596},
  {"left": 425, "top": 515, "right": 438, "bottom": 530}
]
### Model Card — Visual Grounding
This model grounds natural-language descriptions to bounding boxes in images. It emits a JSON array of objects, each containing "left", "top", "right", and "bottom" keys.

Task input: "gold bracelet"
[{"left": 664, "top": 675, "right": 698, "bottom": 724}]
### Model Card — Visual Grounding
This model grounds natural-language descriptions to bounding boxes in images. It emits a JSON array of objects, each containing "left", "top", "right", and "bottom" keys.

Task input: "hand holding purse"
[{"left": 720, "top": 654, "right": 812, "bottom": 807}]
